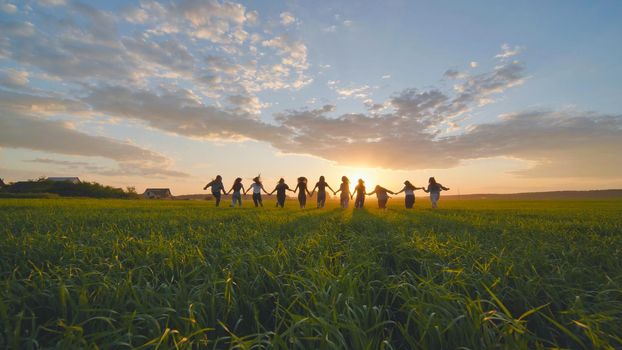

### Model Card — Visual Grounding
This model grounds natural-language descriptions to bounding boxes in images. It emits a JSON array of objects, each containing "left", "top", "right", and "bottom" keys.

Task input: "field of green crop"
[{"left": 1, "top": 198, "right": 621, "bottom": 349}]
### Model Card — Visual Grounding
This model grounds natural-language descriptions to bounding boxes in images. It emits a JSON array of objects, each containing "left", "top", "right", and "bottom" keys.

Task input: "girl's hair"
[
  {"left": 279, "top": 178, "right": 285, "bottom": 184},
  {"left": 319, "top": 176, "right": 325, "bottom": 182},
  {"left": 298, "top": 177, "right": 307, "bottom": 183},
  {"left": 375, "top": 185, "right": 382, "bottom": 191},
  {"left": 404, "top": 180, "right": 414, "bottom": 188},
  {"left": 341, "top": 176, "right": 349, "bottom": 183},
  {"left": 216, "top": 175, "right": 222, "bottom": 181},
  {"left": 429, "top": 177, "right": 436, "bottom": 184},
  {"left": 358, "top": 178, "right": 364, "bottom": 184},
  {"left": 253, "top": 175, "right": 261, "bottom": 183},
  {"left": 235, "top": 177, "right": 242, "bottom": 183}
]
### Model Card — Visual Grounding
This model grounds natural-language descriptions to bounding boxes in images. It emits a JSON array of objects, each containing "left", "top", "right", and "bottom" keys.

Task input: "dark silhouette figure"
[
  {"left": 394, "top": 180, "right": 425, "bottom": 208},
  {"left": 270, "top": 178, "right": 294, "bottom": 208},
  {"left": 367, "top": 185, "right": 395, "bottom": 209},
  {"left": 245, "top": 175, "right": 269, "bottom": 207},
  {"left": 311, "top": 176, "right": 335, "bottom": 208},
  {"left": 422, "top": 177, "right": 450, "bottom": 209},
  {"left": 203, "top": 175, "right": 226, "bottom": 206},
  {"left": 294, "top": 177, "right": 312, "bottom": 209},
  {"left": 334, "top": 176, "right": 351, "bottom": 208},
  {"left": 227, "top": 177, "right": 245, "bottom": 207},
  {"left": 351, "top": 178, "right": 366, "bottom": 208}
]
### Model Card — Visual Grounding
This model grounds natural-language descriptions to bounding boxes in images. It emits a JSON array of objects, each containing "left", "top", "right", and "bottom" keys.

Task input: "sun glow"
[{"left": 347, "top": 168, "right": 379, "bottom": 190}]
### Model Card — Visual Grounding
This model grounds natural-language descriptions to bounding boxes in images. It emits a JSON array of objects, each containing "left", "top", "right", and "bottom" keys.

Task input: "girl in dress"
[
  {"left": 351, "top": 178, "right": 367, "bottom": 208},
  {"left": 310, "top": 176, "right": 335, "bottom": 208},
  {"left": 293, "top": 177, "right": 312, "bottom": 209},
  {"left": 333, "top": 176, "right": 351, "bottom": 209}
]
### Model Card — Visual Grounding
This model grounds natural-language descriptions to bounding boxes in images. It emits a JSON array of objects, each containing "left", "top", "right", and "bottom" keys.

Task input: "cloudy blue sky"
[{"left": 1, "top": 0, "right": 621, "bottom": 194}]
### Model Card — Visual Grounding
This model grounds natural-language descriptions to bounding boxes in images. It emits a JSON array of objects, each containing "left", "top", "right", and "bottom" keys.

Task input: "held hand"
[{"left": 203, "top": 186, "right": 207, "bottom": 190}]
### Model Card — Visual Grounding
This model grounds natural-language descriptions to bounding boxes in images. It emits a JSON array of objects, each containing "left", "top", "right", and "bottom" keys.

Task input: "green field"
[{"left": 1, "top": 198, "right": 621, "bottom": 349}]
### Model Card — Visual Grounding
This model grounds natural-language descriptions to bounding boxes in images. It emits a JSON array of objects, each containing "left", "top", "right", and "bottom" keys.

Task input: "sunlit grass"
[{"left": 1, "top": 198, "right": 621, "bottom": 348}]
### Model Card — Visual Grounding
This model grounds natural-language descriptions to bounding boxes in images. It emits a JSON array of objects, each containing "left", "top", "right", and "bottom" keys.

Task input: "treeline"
[{"left": 0, "top": 180, "right": 139, "bottom": 199}]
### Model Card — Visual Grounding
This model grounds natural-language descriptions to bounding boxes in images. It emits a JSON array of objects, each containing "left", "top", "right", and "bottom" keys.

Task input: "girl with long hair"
[
  {"left": 333, "top": 176, "right": 351, "bottom": 208},
  {"left": 226, "top": 177, "right": 245, "bottom": 207},
  {"left": 245, "top": 175, "right": 269, "bottom": 207},
  {"left": 294, "top": 177, "right": 312, "bottom": 209},
  {"left": 270, "top": 178, "right": 294, "bottom": 208},
  {"left": 394, "top": 180, "right": 424, "bottom": 208},
  {"left": 203, "top": 175, "right": 226, "bottom": 207},
  {"left": 422, "top": 177, "right": 450, "bottom": 209},
  {"left": 351, "top": 178, "right": 367, "bottom": 208},
  {"left": 310, "top": 176, "right": 335, "bottom": 208}
]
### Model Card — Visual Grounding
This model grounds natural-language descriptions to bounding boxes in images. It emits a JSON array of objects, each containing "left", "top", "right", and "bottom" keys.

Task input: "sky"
[{"left": 1, "top": 0, "right": 621, "bottom": 195}]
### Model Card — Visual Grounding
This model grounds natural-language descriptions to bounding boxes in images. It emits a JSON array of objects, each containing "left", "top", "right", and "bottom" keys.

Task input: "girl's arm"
[
  {"left": 203, "top": 180, "right": 213, "bottom": 190},
  {"left": 309, "top": 184, "right": 317, "bottom": 197},
  {"left": 226, "top": 186, "right": 234, "bottom": 195},
  {"left": 306, "top": 187, "right": 312, "bottom": 196},
  {"left": 326, "top": 184, "right": 335, "bottom": 194},
  {"left": 422, "top": 186, "right": 429, "bottom": 193},
  {"left": 394, "top": 186, "right": 406, "bottom": 195},
  {"left": 293, "top": 184, "right": 300, "bottom": 193},
  {"left": 441, "top": 185, "right": 450, "bottom": 191},
  {"left": 261, "top": 185, "right": 269, "bottom": 194},
  {"left": 365, "top": 189, "right": 376, "bottom": 196},
  {"left": 269, "top": 186, "right": 277, "bottom": 195}
]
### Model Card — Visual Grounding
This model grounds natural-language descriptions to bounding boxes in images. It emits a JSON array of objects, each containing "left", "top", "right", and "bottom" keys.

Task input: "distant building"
[
  {"left": 47, "top": 177, "right": 81, "bottom": 184},
  {"left": 0, "top": 178, "right": 5, "bottom": 187},
  {"left": 143, "top": 188, "right": 173, "bottom": 199}
]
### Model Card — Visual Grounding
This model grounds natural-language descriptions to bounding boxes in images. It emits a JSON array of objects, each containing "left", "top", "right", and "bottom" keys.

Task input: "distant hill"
[{"left": 443, "top": 189, "right": 622, "bottom": 200}]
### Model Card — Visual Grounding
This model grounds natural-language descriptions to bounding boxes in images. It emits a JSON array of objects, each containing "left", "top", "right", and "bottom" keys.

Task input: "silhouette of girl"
[
  {"left": 245, "top": 175, "right": 269, "bottom": 207},
  {"left": 203, "top": 175, "right": 226, "bottom": 207},
  {"left": 270, "top": 178, "right": 294, "bottom": 208},
  {"left": 294, "top": 177, "right": 312, "bottom": 209},
  {"left": 334, "top": 176, "right": 351, "bottom": 208},
  {"left": 422, "top": 177, "right": 450, "bottom": 209},
  {"left": 367, "top": 185, "right": 395, "bottom": 209},
  {"left": 351, "top": 178, "right": 366, "bottom": 208},
  {"left": 227, "top": 177, "right": 245, "bottom": 207},
  {"left": 394, "top": 180, "right": 424, "bottom": 208},
  {"left": 311, "top": 176, "right": 335, "bottom": 208}
]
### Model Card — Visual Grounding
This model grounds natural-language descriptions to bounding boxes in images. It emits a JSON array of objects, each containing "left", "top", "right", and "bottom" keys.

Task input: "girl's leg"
[{"left": 214, "top": 194, "right": 221, "bottom": 207}]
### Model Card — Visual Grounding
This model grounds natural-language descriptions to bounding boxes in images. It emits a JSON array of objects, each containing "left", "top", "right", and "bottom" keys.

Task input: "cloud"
[
  {"left": 448, "top": 111, "right": 622, "bottom": 177},
  {"left": 280, "top": 12, "right": 296, "bottom": 26},
  {"left": 469, "top": 61, "right": 478, "bottom": 68},
  {"left": 83, "top": 85, "right": 284, "bottom": 142},
  {"left": 0, "top": 90, "right": 189, "bottom": 178},
  {"left": 381, "top": 74, "right": 391, "bottom": 79},
  {"left": 1, "top": 3, "right": 17, "bottom": 13},
  {"left": 334, "top": 85, "right": 371, "bottom": 99},
  {"left": 496, "top": 43, "right": 522, "bottom": 59},
  {"left": 0, "top": 69, "right": 29, "bottom": 88}
]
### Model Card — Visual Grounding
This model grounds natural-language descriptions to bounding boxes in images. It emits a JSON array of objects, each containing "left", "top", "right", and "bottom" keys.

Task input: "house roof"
[{"left": 144, "top": 188, "right": 172, "bottom": 192}]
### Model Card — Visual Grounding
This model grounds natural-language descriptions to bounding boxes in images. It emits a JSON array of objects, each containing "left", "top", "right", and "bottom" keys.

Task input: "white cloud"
[
  {"left": 343, "top": 20, "right": 353, "bottom": 27},
  {"left": 280, "top": 11, "right": 296, "bottom": 26},
  {"left": 1, "top": 3, "right": 17, "bottom": 13},
  {"left": 322, "top": 25, "right": 337, "bottom": 33},
  {"left": 381, "top": 74, "right": 391, "bottom": 79},
  {"left": 496, "top": 43, "right": 522, "bottom": 59},
  {"left": 470, "top": 61, "right": 478, "bottom": 68},
  {"left": 335, "top": 85, "right": 370, "bottom": 99}
]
